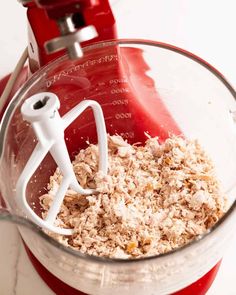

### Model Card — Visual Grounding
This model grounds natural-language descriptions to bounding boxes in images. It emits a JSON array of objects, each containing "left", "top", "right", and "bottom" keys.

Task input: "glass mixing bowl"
[{"left": 0, "top": 40, "right": 236, "bottom": 295}]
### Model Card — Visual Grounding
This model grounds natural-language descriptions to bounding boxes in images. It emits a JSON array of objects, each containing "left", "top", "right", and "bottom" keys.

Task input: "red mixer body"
[
  {"left": 25, "top": 245, "right": 221, "bottom": 295},
  {"left": 24, "top": 0, "right": 117, "bottom": 73},
  {"left": 0, "top": 1, "right": 220, "bottom": 294}
]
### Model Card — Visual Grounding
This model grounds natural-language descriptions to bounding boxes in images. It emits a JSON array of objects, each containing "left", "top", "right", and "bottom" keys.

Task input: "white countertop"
[{"left": 0, "top": 1, "right": 236, "bottom": 294}]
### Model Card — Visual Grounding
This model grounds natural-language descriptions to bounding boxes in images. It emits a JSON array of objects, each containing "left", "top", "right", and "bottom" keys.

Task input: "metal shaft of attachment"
[
  {"left": 57, "top": 15, "right": 83, "bottom": 59},
  {"left": 44, "top": 15, "right": 98, "bottom": 60}
]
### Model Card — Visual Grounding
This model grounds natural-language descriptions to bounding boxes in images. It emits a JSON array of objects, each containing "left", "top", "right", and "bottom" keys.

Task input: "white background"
[{"left": 0, "top": 0, "right": 236, "bottom": 294}]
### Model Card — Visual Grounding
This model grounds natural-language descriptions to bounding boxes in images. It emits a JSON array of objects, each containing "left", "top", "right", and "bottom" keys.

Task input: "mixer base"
[{"left": 24, "top": 245, "right": 220, "bottom": 295}]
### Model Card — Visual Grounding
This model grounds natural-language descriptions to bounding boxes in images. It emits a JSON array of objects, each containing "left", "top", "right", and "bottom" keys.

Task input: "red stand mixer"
[{"left": 0, "top": 1, "right": 236, "bottom": 295}]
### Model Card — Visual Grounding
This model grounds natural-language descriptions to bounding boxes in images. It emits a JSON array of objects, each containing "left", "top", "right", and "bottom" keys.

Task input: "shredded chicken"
[{"left": 40, "top": 135, "right": 227, "bottom": 258}]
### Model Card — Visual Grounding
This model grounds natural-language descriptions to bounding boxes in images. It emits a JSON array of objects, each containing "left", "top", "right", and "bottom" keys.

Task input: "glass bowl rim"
[{"left": 0, "top": 38, "right": 235, "bottom": 264}]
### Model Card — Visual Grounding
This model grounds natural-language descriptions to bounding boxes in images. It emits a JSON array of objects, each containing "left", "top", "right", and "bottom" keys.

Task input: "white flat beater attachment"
[{"left": 16, "top": 92, "right": 108, "bottom": 235}]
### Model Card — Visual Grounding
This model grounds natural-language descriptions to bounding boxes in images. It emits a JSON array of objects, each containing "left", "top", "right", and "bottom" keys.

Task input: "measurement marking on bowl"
[
  {"left": 111, "top": 88, "right": 130, "bottom": 94},
  {"left": 112, "top": 99, "right": 129, "bottom": 105},
  {"left": 115, "top": 112, "right": 132, "bottom": 120},
  {"left": 109, "top": 78, "right": 128, "bottom": 84}
]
